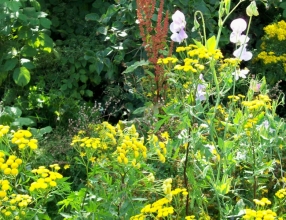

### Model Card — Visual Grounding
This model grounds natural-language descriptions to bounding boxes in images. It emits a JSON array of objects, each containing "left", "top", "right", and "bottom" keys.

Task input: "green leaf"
[
  {"left": 5, "top": 106, "right": 22, "bottom": 118},
  {"left": 18, "top": 26, "right": 33, "bottom": 40},
  {"left": 3, "top": 58, "right": 18, "bottom": 71},
  {"left": 97, "top": 26, "right": 108, "bottom": 35},
  {"left": 20, "top": 45, "right": 37, "bottom": 57},
  {"left": 13, "top": 117, "right": 35, "bottom": 127},
  {"left": 13, "top": 67, "right": 30, "bottom": 86},
  {"left": 38, "top": 33, "right": 53, "bottom": 48},
  {"left": 30, "top": 0, "right": 41, "bottom": 11},
  {"left": 40, "top": 17, "right": 52, "bottom": 29},
  {"left": 20, "top": 58, "right": 35, "bottom": 69},
  {"left": 80, "top": 75, "right": 88, "bottom": 83},
  {"left": 6, "top": 1, "right": 21, "bottom": 12},
  {"left": 206, "top": 35, "right": 216, "bottom": 51},
  {"left": 89, "top": 60, "right": 104, "bottom": 75},
  {"left": 85, "top": 90, "right": 93, "bottom": 97},
  {"left": 122, "top": 60, "right": 149, "bottom": 74},
  {"left": 85, "top": 13, "right": 99, "bottom": 21}
]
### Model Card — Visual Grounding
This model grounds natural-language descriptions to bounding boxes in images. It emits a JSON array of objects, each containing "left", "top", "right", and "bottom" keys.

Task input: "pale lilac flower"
[
  {"left": 230, "top": 18, "right": 248, "bottom": 44},
  {"left": 196, "top": 74, "right": 206, "bottom": 101},
  {"left": 233, "top": 44, "right": 253, "bottom": 61},
  {"left": 170, "top": 10, "right": 188, "bottom": 43},
  {"left": 232, "top": 68, "right": 249, "bottom": 81}
]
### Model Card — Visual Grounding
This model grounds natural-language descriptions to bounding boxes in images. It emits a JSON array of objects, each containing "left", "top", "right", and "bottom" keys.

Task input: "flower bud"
[{"left": 246, "top": 1, "right": 259, "bottom": 17}]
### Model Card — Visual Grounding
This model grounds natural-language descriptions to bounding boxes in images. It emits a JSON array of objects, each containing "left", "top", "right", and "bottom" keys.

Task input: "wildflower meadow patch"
[{"left": 0, "top": 0, "right": 286, "bottom": 219}]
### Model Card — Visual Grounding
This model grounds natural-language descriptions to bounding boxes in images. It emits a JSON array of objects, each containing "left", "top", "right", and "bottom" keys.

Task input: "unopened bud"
[{"left": 246, "top": 1, "right": 259, "bottom": 17}]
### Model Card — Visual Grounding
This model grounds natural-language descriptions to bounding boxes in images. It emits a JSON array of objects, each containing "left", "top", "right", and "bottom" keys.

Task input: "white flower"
[
  {"left": 230, "top": 18, "right": 248, "bottom": 44},
  {"left": 170, "top": 10, "right": 188, "bottom": 43},
  {"left": 232, "top": 68, "right": 249, "bottom": 81},
  {"left": 233, "top": 44, "right": 253, "bottom": 61}
]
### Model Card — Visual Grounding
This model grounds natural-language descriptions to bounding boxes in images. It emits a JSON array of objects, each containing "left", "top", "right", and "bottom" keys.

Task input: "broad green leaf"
[
  {"left": 3, "top": 58, "right": 18, "bottom": 71},
  {"left": 20, "top": 58, "right": 35, "bottom": 69},
  {"left": 13, "top": 67, "right": 30, "bottom": 86},
  {"left": 38, "top": 33, "right": 53, "bottom": 48},
  {"left": 90, "top": 60, "right": 104, "bottom": 75},
  {"left": 5, "top": 106, "right": 22, "bottom": 118},
  {"left": 6, "top": 1, "right": 21, "bottom": 12},
  {"left": 122, "top": 60, "right": 149, "bottom": 74},
  {"left": 18, "top": 26, "right": 33, "bottom": 39},
  {"left": 40, "top": 17, "right": 52, "bottom": 28},
  {"left": 20, "top": 45, "right": 37, "bottom": 57},
  {"left": 80, "top": 75, "right": 88, "bottom": 83},
  {"left": 85, "top": 90, "right": 93, "bottom": 97},
  {"left": 206, "top": 35, "right": 216, "bottom": 51},
  {"left": 13, "top": 117, "right": 35, "bottom": 127},
  {"left": 97, "top": 26, "right": 108, "bottom": 35},
  {"left": 85, "top": 13, "right": 99, "bottom": 21}
]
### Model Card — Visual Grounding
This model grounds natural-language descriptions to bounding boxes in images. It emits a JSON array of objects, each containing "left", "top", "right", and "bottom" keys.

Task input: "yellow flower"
[
  {"left": 64, "top": 164, "right": 70, "bottom": 169},
  {"left": 80, "top": 152, "right": 86, "bottom": 157},
  {"left": 89, "top": 157, "right": 96, "bottom": 163}
]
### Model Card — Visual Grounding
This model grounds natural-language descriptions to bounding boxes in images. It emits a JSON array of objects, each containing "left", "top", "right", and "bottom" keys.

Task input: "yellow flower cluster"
[
  {"left": 242, "top": 208, "right": 277, "bottom": 219},
  {"left": 0, "top": 179, "right": 10, "bottom": 198},
  {"left": 253, "top": 197, "right": 271, "bottom": 206},
  {"left": 130, "top": 178, "right": 188, "bottom": 219},
  {"left": 157, "top": 57, "right": 178, "bottom": 64},
  {"left": 242, "top": 94, "right": 271, "bottom": 110},
  {"left": 174, "top": 58, "right": 205, "bottom": 73},
  {"left": 140, "top": 197, "right": 173, "bottom": 217},
  {"left": 11, "top": 130, "right": 38, "bottom": 150},
  {"left": 148, "top": 134, "right": 168, "bottom": 163},
  {"left": 0, "top": 153, "right": 22, "bottom": 176},
  {"left": 185, "top": 216, "right": 196, "bottom": 220},
  {"left": 8, "top": 194, "right": 32, "bottom": 207},
  {"left": 228, "top": 94, "right": 245, "bottom": 102},
  {"left": 168, "top": 44, "right": 223, "bottom": 73},
  {"left": 0, "top": 193, "right": 31, "bottom": 219},
  {"left": 257, "top": 51, "right": 286, "bottom": 65},
  {"left": 0, "top": 125, "right": 9, "bottom": 137},
  {"left": 116, "top": 125, "right": 147, "bottom": 168},
  {"left": 264, "top": 20, "right": 286, "bottom": 41},
  {"left": 275, "top": 188, "right": 286, "bottom": 199},
  {"left": 219, "top": 58, "right": 240, "bottom": 71},
  {"left": 29, "top": 164, "right": 63, "bottom": 191}
]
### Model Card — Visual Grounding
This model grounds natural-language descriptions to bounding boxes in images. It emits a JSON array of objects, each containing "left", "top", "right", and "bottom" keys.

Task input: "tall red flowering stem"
[{"left": 136, "top": 0, "right": 169, "bottom": 103}]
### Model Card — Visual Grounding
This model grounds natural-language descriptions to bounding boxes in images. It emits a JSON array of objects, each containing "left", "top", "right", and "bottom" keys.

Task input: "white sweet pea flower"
[
  {"left": 233, "top": 44, "right": 253, "bottom": 61},
  {"left": 230, "top": 18, "right": 248, "bottom": 44},
  {"left": 232, "top": 68, "right": 249, "bottom": 81},
  {"left": 170, "top": 10, "right": 188, "bottom": 43}
]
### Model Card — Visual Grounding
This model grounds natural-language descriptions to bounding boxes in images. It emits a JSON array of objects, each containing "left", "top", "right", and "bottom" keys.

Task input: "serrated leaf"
[
  {"left": 122, "top": 60, "right": 149, "bottom": 74},
  {"left": 13, "top": 67, "right": 30, "bottom": 86}
]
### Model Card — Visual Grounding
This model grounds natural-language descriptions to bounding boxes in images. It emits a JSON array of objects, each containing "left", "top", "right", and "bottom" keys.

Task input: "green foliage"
[{"left": 0, "top": 0, "right": 53, "bottom": 86}]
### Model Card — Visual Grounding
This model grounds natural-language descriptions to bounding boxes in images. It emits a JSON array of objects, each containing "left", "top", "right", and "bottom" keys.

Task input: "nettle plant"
[{"left": 127, "top": 0, "right": 286, "bottom": 219}]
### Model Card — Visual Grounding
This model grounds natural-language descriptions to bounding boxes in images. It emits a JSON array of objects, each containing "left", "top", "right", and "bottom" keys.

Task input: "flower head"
[
  {"left": 230, "top": 18, "right": 249, "bottom": 44},
  {"left": 232, "top": 68, "right": 249, "bottom": 80},
  {"left": 233, "top": 44, "right": 252, "bottom": 61},
  {"left": 170, "top": 10, "right": 188, "bottom": 43}
]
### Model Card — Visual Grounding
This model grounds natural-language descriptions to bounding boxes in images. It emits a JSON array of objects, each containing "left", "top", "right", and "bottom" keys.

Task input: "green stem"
[{"left": 216, "top": 0, "right": 246, "bottom": 49}]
